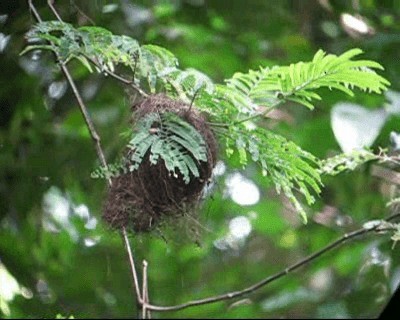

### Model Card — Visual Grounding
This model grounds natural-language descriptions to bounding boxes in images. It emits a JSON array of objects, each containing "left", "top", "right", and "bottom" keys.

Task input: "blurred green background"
[{"left": 1, "top": 0, "right": 400, "bottom": 318}]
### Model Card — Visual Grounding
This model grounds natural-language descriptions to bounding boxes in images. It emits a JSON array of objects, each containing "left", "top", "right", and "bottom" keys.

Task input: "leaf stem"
[
  {"left": 207, "top": 99, "right": 283, "bottom": 129},
  {"left": 83, "top": 54, "right": 149, "bottom": 98},
  {"left": 233, "top": 100, "right": 283, "bottom": 126}
]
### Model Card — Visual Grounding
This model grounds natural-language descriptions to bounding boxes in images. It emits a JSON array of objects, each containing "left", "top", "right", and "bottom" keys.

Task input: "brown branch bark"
[
  {"left": 29, "top": 0, "right": 108, "bottom": 170},
  {"left": 145, "top": 213, "right": 400, "bottom": 312}
]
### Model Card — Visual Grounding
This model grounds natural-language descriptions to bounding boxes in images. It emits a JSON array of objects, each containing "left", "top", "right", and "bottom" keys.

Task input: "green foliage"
[
  {"left": 225, "top": 124, "right": 322, "bottom": 222},
  {"left": 319, "top": 149, "right": 380, "bottom": 176},
  {"left": 92, "top": 112, "right": 207, "bottom": 184},
  {"left": 391, "top": 225, "right": 400, "bottom": 248},
  {"left": 225, "top": 49, "right": 389, "bottom": 110},
  {"left": 191, "top": 51, "right": 388, "bottom": 220},
  {"left": 167, "top": 50, "right": 388, "bottom": 221},
  {"left": 4, "top": 2, "right": 400, "bottom": 319},
  {"left": 22, "top": 21, "right": 177, "bottom": 92},
  {"left": 162, "top": 67, "right": 215, "bottom": 100},
  {"left": 386, "top": 196, "right": 400, "bottom": 208},
  {"left": 22, "top": 20, "right": 390, "bottom": 220}
]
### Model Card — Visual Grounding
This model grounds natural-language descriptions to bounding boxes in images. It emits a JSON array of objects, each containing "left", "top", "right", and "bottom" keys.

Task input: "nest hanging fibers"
[{"left": 103, "top": 94, "right": 218, "bottom": 232}]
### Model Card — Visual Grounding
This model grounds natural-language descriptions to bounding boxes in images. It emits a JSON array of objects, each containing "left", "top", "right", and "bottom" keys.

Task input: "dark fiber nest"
[{"left": 103, "top": 94, "right": 218, "bottom": 233}]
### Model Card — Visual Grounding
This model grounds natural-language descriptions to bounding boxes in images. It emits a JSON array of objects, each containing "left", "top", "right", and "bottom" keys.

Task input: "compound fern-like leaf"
[
  {"left": 94, "top": 112, "right": 208, "bottom": 184},
  {"left": 225, "top": 49, "right": 390, "bottom": 111}
]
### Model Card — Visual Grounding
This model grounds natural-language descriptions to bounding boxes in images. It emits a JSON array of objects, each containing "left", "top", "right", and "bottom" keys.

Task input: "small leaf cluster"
[
  {"left": 92, "top": 112, "right": 207, "bottom": 184},
  {"left": 22, "top": 21, "right": 178, "bottom": 93}
]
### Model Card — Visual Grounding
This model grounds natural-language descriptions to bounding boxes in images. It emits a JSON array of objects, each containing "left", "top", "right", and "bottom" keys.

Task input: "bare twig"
[
  {"left": 59, "top": 62, "right": 109, "bottom": 168},
  {"left": 47, "top": 0, "right": 63, "bottom": 22},
  {"left": 142, "top": 260, "right": 151, "bottom": 319},
  {"left": 145, "top": 213, "right": 400, "bottom": 312},
  {"left": 123, "top": 228, "right": 143, "bottom": 304},
  {"left": 28, "top": 0, "right": 43, "bottom": 22},
  {"left": 28, "top": 0, "right": 143, "bottom": 313},
  {"left": 187, "top": 88, "right": 201, "bottom": 114},
  {"left": 72, "top": 2, "right": 96, "bottom": 25},
  {"left": 207, "top": 99, "right": 283, "bottom": 129},
  {"left": 386, "top": 213, "right": 400, "bottom": 222},
  {"left": 83, "top": 55, "right": 149, "bottom": 98},
  {"left": 233, "top": 100, "right": 283, "bottom": 126}
]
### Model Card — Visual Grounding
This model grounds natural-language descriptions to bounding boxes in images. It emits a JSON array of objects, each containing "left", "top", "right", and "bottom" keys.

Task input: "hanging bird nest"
[{"left": 103, "top": 94, "right": 218, "bottom": 233}]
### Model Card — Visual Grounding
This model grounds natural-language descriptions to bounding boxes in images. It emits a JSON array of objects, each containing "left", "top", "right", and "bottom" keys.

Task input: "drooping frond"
[
  {"left": 226, "top": 124, "right": 322, "bottom": 222},
  {"left": 92, "top": 112, "right": 208, "bottom": 184}
]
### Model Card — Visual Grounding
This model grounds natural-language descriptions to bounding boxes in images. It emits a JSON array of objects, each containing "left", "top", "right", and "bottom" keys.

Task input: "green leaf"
[
  {"left": 97, "top": 112, "right": 208, "bottom": 185},
  {"left": 19, "top": 44, "right": 55, "bottom": 56},
  {"left": 225, "top": 48, "right": 390, "bottom": 111},
  {"left": 319, "top": 149, "right": 378, "bottom": 176},
  {"left": 226, "top": 125, "right": 322, "bottom": 222}
]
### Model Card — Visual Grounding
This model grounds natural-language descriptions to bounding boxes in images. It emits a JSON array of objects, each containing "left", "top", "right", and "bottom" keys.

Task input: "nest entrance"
[{"left": 103, "top": 94, "right": 218, "bottom": 233}]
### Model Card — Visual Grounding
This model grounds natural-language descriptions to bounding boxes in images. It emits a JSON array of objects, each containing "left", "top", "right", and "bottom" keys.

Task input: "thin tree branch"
[
  {"left": 50, "top": 0, "right": 148, "bottom": 99},
  {"left": 232, "top": 100, "right": 283, "bottom": 126},
  {"left": 28, "top": 0, "right": 143, "bottom": 313},
  {"left": 123, "top": 227, "right": 143, "bottom": 304},
  {"left": 47, "top": 0, "right": 63, "bottom": 22},
  {"left": 142, "top": 260, "right": 151, "bottom": 319},
  {"left": 28, "top": 0, "right": 108, "bottom": 170},
  {"left": 59, "top": 61, "right": 109, "bottom": 168},
  {"left": 207, "top": 100, "right": 283, "bottom": 129},
  {"left": 71, "top": 2, "right": 96, "bottom": 25},
  {"left": 28, "top": 0, "right": 42, "bottom": 22},
  {"left": 145, "top": 213, "right": 400, "bottom": 312},
  {"left": 83, "top": 55, "right": 149, "bottom": 98}
]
